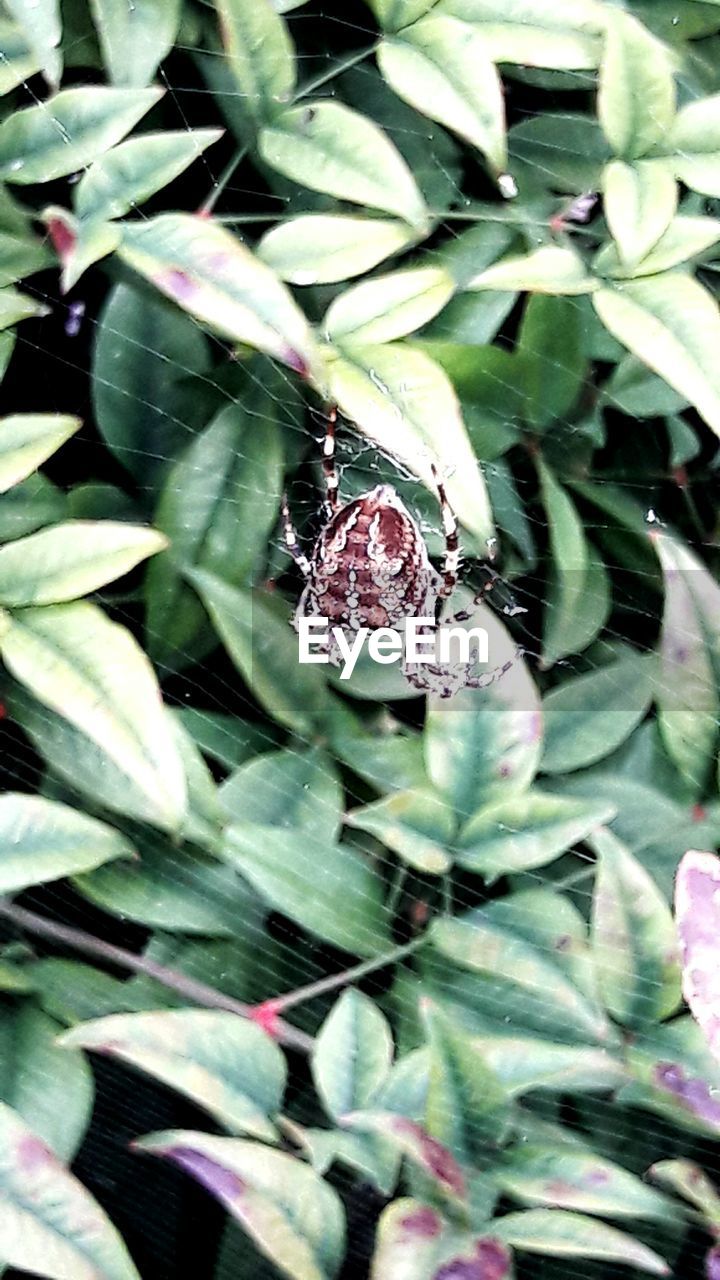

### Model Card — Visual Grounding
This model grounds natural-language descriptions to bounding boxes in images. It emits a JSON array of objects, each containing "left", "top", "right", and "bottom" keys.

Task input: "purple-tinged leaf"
[
  {"left": 343, "top": 1111, "right": 466, "bottom": 1203},
  {"left": 675, "top": 850, "right": 720, "bottom": 1062},
  {"left": 649, "top": 1159, "right": 720, "bottom": 1233}
]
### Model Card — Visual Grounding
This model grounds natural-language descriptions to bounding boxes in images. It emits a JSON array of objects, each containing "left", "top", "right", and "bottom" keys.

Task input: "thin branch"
[
  {"left": 0, "top": 898, "right": 313, "bottom": 1054},
  {"left": 270, "top": 935, "right": 426, "bottom": 1013}
]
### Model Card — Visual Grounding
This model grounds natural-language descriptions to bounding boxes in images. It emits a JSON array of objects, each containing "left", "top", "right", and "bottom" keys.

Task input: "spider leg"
[
  {"left": 430, "top": 463, "right": 460, "bottom": 624},
  {"left": 281, "top": 492, "right": 311, "bottom": 579},
  {"left": 462, "top": 654, "right": 519, "bottom": 690},
  {"left": 322, "top": 404, "right": 340, "bottom": 515}
]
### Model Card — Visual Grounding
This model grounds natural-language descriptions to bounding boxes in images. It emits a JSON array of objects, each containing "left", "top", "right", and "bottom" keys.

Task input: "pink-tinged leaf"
[
  {"left": 370, "top": 1198, "right": 446, "bottom": 1279},
  {"left": 492, "top": 1209, "right": 670, "bottom": 1275},
  {"left": 707, "top": 1244, "right": 720, "bottom": 1279},
  {"left": 0, "top": 1100, "right": 140, "bottom": 1279},
  {"left": 653, "top": 1062, "right": 720, "bottom": 1129},
  {"left": 343, "top": 1111, "right": 466, "bottom": 1203},
  {"left": 433, "top": 1239, "right": 512, "bottom": 1280},
  {"left": 119, "top": 214, "right": 317, "bottom": 377},
  {"left": 675, "top": 850, "right": 720, "bottom": 1063},
  {"left": 134, "top": 1131, "right": 345, "bottom": 1280}
]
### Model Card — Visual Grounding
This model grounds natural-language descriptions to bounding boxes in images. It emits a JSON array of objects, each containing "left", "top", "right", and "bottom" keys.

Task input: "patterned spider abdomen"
[{"left": 296, "top": 484, "right": 440, "bottom": 658}]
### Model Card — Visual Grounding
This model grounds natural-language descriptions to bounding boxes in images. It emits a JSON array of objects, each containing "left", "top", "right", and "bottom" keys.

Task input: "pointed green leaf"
[
  {"left": 517, "top": 295, "right": 587, "bottom": 430},
  {"left": 347, "top": 787, "right": 454, "bottom": 875},
  {"left": 0, "top": 602, "right": 187, "bottom": 830},
  {"left": 222, "top": 826, "right": 390, "bottom": 956},
  {"left": 0, "top": 87, "right": 163, "bottom": 184},
  {"left": 439, "top": 0, "right": 604, "bottom": 70},
  {"left": 653, "top": 530, "right": 720, "bottom": 786},
  {"left": 0, "top": 521, "right": 166, "bottom": 607},
  {"left": 468, "top": 245, "right": 598, "bottom": 295},
  {"left": 492, "top": 1209, "right": 670, "bottom": 1274},
  {"left": 220, "top": 747, "right": 342, "bottom": 840},
  {"left": 596, "top": 215, "right": 720, "bottom": 279},
  {"left": 0, "top": 1006, "right": 93, "bottom": 1162},
  {"left": 538, "top": 461, "right": 607, "bottom": 667},
  {"left": 378, "top": 16, "right": 506, "bottom": 174},
  {"left": 0, "top": 414, "right": 79, "bottom": 494},
  {"left": 120, "top": 214, "right": 316, "bottom": 375},
  {"left": 541, "top": 651, "right": 656, "bottom": 774},
  {"left": 593, "top": 273, "right": 720, "bottom": 440},
  {"left": 598, "top": 12, "right": 675, "bottom": 160},
  {"left": 667, "top": 92, "right": 720, "bottom": 197},
  {"left": 0, "top": 1101, "right": 140, "bottom": 1279},
  {"left": 313, "top": 989, "right": 393, "bottom": 1121},
  {"left": 89, "top": 0, "right": 180, "bottom": 86},
  {"left": 0, "top": 16, "right": 42, "bottom": 95},
  {"left": 136, "top": 1132, "right": 345, "bottom": 1280},
  {"left": 602, "top": 159, "right": 677, "bottom": 267},
  {"left": 75, "top": 129, "right": 223, "bottom": 222},
  {"left": 257, "top": 214, "right": 415, "bottom": 285},
  {"left": 344, "top": 1111, "right": 467, "bottom": 1203},
  {"left": 324, "top": 342, "right": 493, "bottom": 548},
  {"left": 4, "top": 0, "right": 61, "bottom": 88},
  {"left": 216, "top": 0, "right": 295, "bottom": 130},
  {"left": 423, "top": 1003, "right": 511, "bottom": 1157},
  {"left": 258, "top": 101, "right": 429, "bottom": 229},
  {"left": 0, "top": 286, "right": 48, "bottom": 331},
  {"left": 649, "top": 1159, "right": 720, "bottom": 1231},
  {"left": 457, "top": 792, "right": 616, "bottom": 881},
  {"left": 590, "top": 827, "right": 682, "bottom": 1028},
  {"left": 61, "top": 1011, "right": 286, "bottom": 1140},
  {"left": 324, "top": 266, "right": 454, "bottom": 346},
  {"left": 498, "top": 1148, "right": 674, "bottom": 1219},
  {"left": 0, "top": 792, "right": 133, "bottom": 895}
]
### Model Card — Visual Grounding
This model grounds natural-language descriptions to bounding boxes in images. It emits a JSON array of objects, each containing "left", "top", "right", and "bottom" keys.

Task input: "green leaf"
[
  {"left": 378, "top": 16, "right": 506, "bottom": 175},
  {"left": 347, "top": 787, "right": 454, "bottom": 875},
  {"left": 222, "top": 826, "right": 390, "bottom": 956},
  {"left": 492, "top": 1209, "right": 670, "bottom": 1275},
  {"left": 541, "top": 652, "right": 656, "bottom": 774},
  {"left": 497, "top": 1147, "right": 674, "bottom": 1219},
  {"left": 0, "top": 414, "right": 79, "bottom": 494},
  {"left": 597, "top": 11, "right": 675, "bottom": 160},
  {"left": 0, "top": 1006, "right": 92, "bottom": 1162},
  {"left": 258, "top": 102, "right": 429, "bottom": 229},
  {"left": 538, "top": 461, "right": 601, "bottom": 668},
  {"left": 368, "top": 0, "right": 438, "bottom": 29},
  {"left": 257, "top": 214, "right": 416, "bottom": 285},
  {"left": 61, "top": 1011, "right": 285, "bottom": 1141},
  {"left": 604, "top": 355, "right": 688, "bottom": 418},
  {"left": 590, "top": 827, "right": 682, "bottom": 1028},
  {"left": 216, "top": 0, "right": 296, "bottom": 128},
  {"left": 595, "top": 215, "right": 720, "bottom": 279},
  {"left": 220, "top": 748, "right": 342, "bottom": 840},
  {"left": 649, "top": 1159, "right": 720, "bottom": 1231},
  {"left": 75, "top": 129, "right": 223, "bottom": 222},
  {"left": 423, "top": 1002, "right": 511, "bottom": 1157},
  {"left": 312, "top": 989, "right": 393, "bottom": 1121},
  {"left": 89, "top": 0, "right": 180, "bottom": 85},
  {"left": 0, "top": 287, "right": 47, "bottom": 332},
  {"left": 4, "top": 0, "right": 61, "bottom": 88},
  {"left": 602, "top": 159, "right": 677, "bottom": 268},
  {"left": 468, "top": 245, "right": 598, "bottom": 295},
  {"left": 0, "top": 792, "right": 133, "bottom": 895},
  {"left": 120, "top": 214, "right": 317, "bottom": 375},
  {"left": 191, "top": 573, "right": 329, "bottom": 736},
  {"left": 0, "top": 1100, "right": 140, "bottom": 1279},
  {"left": 424, "top": 599, "right": 541, "bottom": 819},
  {"left": 344, "top": 1111, "right": 466, "bottom": 1203},
  {"left": 323, "top": 266, "right": 454, "bottom": 346},
  {"left": 0, "top": 521, "right": 165, "bottom": 607},
  {"left": 667, "top": 91, "right": 720, "bottom": 197},
  {"left": 432, "top": 905, "right": 609, "bottom": 1045},
  {"left": 93, "top": 282, "right": 210, "bottom": 489},
  {"left": 456, "top": 791, "right": 616, "bottom": 881},
  {"left": 0, "top": 87, "right": 162, "bottom": 184},
  {"left": 472, "top": 1034, "right": 626, "bottom": 1095},
  {"left": 324, "top": 342, "right": 493, "bottom": 548},
  {"left": 593, "top": 273, "right": 720, "bottom": 440},
  {"left": 146, "top": 401, "right": 283, "bottom": 668},
  {"left": 508, "top": 112, "right": 609, "bottom": 193},
  {"left": 653, "top": 529, "right": 720, "bottom": 787},
  {"left": 0, "top": 601, "right": 187, "bottom": 830},
  {"left": 439, "top": 0, "right": 604, "bottom": 70},
  {"left": 516, "top": 295, "right": 587, "bottom": 429},
  {"left": 136, "top": 1132, "right": 345, "bottom": 1280},
  {"left": 0, "top": 16, "right": 42, "bottom": 96}
]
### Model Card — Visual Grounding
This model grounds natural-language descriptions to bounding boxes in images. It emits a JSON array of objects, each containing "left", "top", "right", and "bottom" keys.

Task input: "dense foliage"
[{"left": 2, "top": 0, "right": 720, "bottom": 1276}]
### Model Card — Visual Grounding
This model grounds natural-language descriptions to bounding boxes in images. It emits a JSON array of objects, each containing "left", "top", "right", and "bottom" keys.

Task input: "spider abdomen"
[{"left": 297, "top": 484, "right": 440, "bottom": 639}]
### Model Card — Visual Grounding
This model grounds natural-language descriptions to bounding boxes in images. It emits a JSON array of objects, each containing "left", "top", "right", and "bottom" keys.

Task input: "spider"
[{"left": 281, "top": 408, "right": 515, "bottom": 698}]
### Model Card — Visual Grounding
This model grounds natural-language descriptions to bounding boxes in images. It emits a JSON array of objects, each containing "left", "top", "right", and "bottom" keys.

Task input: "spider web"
[{"left": 1, "top": 3, "right": 720, "bottom": 1278}]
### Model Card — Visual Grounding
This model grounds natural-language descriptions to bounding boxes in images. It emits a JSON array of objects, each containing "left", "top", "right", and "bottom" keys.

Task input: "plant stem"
[
  {"left": 270, "top": 936, "right": 426, "bottom": 1013},
  {"left": 297, "top": 42, "right": 379, "bottom": 99},
  {"left": 0, "top": 898, "right": 313, "bottom": 1054},
  {"left": 200, "top": 145, "right": 249, "bottom": 216}
]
